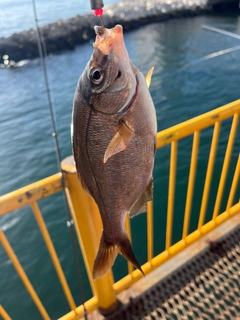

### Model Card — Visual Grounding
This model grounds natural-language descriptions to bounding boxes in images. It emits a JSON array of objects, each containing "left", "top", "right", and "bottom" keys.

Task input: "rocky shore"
[{"left": 0, "top": 0, "right": 238, "bottom": 66}]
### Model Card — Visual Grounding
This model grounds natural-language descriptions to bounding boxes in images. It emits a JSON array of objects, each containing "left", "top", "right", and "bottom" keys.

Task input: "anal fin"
[
  {"left": 129, "top": 180, "right": 153, "bottom": 218},
  {"left": 104, "top": 120, "right": 134, "bottom": 163}
]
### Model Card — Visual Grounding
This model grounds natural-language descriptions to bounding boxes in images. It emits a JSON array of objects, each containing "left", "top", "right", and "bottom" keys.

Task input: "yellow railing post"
[
  {"left": 166, "top": 141, "right": 177, "bottom": 250},
  {"left": 182, "top": 131, "right": 200, "bottom": 240},
  {"left": 61, "top": 156, "right": 117, "bottom": 313},
  {"left": 147, "top": 201, "right": 154, "bottom": 262},
  {"left": 198, "top": 121, "right": 220, "bottom": 229},
  {"left": 30, "top": 202, "right": 76, "bottom": 312},
  {"left": 0, "top": 230, "right": 50, "bottom": 320},
  {"left": 212, "top": 113, "right": 239, "bottom": 220},
  {"left": 0, "top": 305, "right": 12, "bottom": 320},
  {"left": 125, "top": 215, "right": 133, "bottom": 274},
  {"left": 226, "top": 155, "right": 240, "bottom": 212}
]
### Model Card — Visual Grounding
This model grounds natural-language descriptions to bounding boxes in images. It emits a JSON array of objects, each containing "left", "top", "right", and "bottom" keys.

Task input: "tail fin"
[{"left": 93, "top": 232, "right": 144, "bottom": 280}]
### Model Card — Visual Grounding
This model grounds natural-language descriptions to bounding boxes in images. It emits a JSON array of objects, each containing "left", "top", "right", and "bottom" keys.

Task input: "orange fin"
[
  {"left": 129, "top": 180, "right": 153, "bottom": 218},
  {"left": 92, "top": 233, "right": 120, "bottom": 280},
  {"left": 103, "top": 121, "right": 134, "bottom": 163},
  {"left": 93, "top": 232, "right": 144, "bottom": 280},
  {"left": 145, "top": 67, "right": 154, "bottom": 88}
]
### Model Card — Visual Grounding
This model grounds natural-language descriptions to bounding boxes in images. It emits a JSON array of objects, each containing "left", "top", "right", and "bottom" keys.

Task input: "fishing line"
[
  {"left": 155, "top": 43, "right": 240, "bottom": 84},
  {"left": 180, "top": 25, "right": 240, "bottom": 70},
  {"left": 178, "top": 25, "right": 240, "bottom": 69},
  {"left": 31, "top": 0, "right": 88, "bottom": 318},
  {"left": 91, "top": 0, "right": 105, "bottom": 26},
  {"left": 163, "top": 25, "right": 240, "bottom": 76},
  {"left": 179, "top": 45, "right": 240, "bottom": 70},
  {"left": 202, "top": 25, "right": 240, "bottom": 40}
]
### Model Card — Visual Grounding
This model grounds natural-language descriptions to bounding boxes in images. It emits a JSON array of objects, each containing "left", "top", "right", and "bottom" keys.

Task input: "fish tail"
[
  {"left": 92, "top": 232, "right": 120, "bottom": 280},
  {"left": 93, "top": 232, "right": 144, "bottom": 280}
]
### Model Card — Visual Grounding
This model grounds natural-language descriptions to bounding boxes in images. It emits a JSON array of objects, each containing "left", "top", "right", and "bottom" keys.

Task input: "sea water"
[{"left": 0, "top": 2, "right": 240, "bottom": 319}]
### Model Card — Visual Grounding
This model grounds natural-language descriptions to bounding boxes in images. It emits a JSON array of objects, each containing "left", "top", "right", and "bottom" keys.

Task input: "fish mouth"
[{"left": 94, "top": 25, "right": 123, "bottom": 55}]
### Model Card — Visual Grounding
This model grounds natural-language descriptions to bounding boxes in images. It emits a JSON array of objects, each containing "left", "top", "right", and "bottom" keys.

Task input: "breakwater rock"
[{"left": 0, "top": 0, "right": 238, "bottom": 66}]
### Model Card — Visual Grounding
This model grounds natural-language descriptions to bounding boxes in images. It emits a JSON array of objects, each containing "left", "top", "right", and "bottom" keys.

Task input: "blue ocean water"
[{"left": 0, "top": 2, "right": 240, "bottom": 319}]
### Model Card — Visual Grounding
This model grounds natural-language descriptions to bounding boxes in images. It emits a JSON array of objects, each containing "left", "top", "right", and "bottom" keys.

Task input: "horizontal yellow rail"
[
  {"left": 0, "top": 99, "right": 239, "bottom": 320},
  {"left": 0, "top": 173, "right": 62, "bottom": 216},
  {"left": 156, "top": 99, "right": 240, "bottom": 147}
]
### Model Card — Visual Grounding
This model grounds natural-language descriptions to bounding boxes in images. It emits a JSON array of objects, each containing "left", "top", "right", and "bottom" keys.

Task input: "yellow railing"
[{"left": 0, "top": 100, "right": 239, "bottom": 320}]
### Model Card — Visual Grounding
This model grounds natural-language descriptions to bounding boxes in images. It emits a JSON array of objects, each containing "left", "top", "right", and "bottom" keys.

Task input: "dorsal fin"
[{"left": 145, "top": 67, "right": 154, "bottom": 88}]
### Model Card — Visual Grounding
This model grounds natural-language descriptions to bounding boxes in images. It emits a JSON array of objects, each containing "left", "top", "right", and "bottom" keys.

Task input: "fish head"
[{"left": 78, "top": 25, "right": 138, "bottom": 114}]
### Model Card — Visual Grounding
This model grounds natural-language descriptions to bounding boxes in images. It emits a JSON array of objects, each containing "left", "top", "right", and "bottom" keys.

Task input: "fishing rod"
[{"left": 31, "top": 0, "right": 88, "bottom": 318}]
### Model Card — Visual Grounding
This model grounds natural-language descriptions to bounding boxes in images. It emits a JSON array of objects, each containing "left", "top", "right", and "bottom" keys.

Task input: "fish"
[{"left": 72, "top": 24, "right": 157, "bottom": 280}]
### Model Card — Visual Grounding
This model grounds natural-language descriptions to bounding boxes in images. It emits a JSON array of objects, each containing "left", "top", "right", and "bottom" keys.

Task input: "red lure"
[{"left": 93, "top": 8, "right": 103, "bottom": 16}]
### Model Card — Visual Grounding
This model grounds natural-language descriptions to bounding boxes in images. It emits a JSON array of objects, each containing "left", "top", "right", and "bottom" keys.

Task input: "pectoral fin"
[
  {"left": 145, "top": 67, "right": 154, "bottom": 88},
  {"left": 129, "top": 180, "right": 153, "bottom": 217},
  {"left": 104, "top": 121, "right": 134, "bottom": 163}
]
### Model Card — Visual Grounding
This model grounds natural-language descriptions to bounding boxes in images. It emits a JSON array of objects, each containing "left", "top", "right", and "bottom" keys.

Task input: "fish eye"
[{"left": 90, "top": 66, "right": 104, "bottom": 84}]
